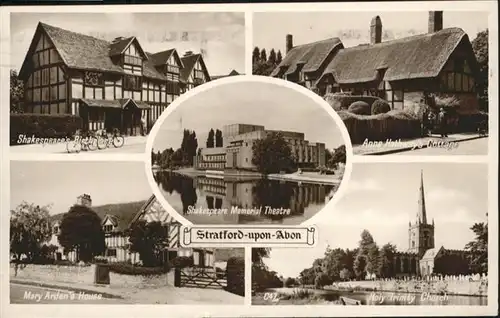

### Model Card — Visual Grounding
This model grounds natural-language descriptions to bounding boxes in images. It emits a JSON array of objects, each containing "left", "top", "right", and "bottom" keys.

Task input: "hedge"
[
  {"left": 106, "top": 262, "right": 170, "bottom": 276},
  {"left": 324, "top": 93, "right": 381, "bottom": 111},
  {"left": 457, "top": 111, "right": 489, "bottom": 133},
  {"left": 10, "top": 113, "right": 82, "bottom": 145},
  {"left": 348, "top": 101, "right": 371, "bottom": 115},
  {"left": 371, "top": 99, "right": 391, "bottom": 115},
  {"left": 338, "top": 109, "right": 421, "bottom": 144},
  {"left": 226, "top": 256, "right": 245, "bottom": 296},
  {"left": 170, "top": 256, "right": 194, "bottom": 268}
]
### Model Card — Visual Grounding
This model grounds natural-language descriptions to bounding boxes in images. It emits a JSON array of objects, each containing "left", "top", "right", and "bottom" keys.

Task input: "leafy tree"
[
  {"left": 322, "top": 247, "right": 347, "bottom": 281},
  {"left": 215, "top": 129, "right": 223, "bottom": 147},
  {"left": 284, "top": 277, "right": 296, "bottom": 287},
  {"left": 331, "top": 145, "right": 347, "bottom": 166},
  {"left": 252, "top": 248, "right": 271, "bottom": 269},
  {"left": 471, "top": 30, "right": 488, "bottom": 112},
  {"left": 180, "top": 129, "right": 198, "bottom": 166},
  {"left": 299, "top": 267, "right": 316, "bottom": 286},
  {"left": 10, "top": 70, "right": 24, "bottom": 113},
  {"left": 276, "top": 50, "right": 283, "bottom": 64},
  {"left": 10, "top": 202, "right": 52, "bottom": 262},
  {"left": 206, "top": 128, "right": 215, "bottom": 148},
  {"left": 353, "top": 254, "right": 367, "bottom": 279},
  {"left": 378, "top": 243, "right": 397, "bottom": 278},
  {"left": 465, "top": 222, "right": 488, "bottom": 273},
  {"left": 252, "top": 47, "right": 261, "bottom": 64},
  {"left": 353, "top": 230, "right": 378, "bottom": 279},
  {"left": 268, "top": 49, "right": 277, "bottom": 65},
  {"left": 260, "top": 48, "right": 267, "bottom": 62},
  {"left": 252, "top": 131, "right": 296, "bottom": 174},
  {"left": 58, "top": 205, "right": 106, "bottom": 262},
  {"left": 314, "top": 272, "right": 330, "bottom": 289},
  {"left": 127, "top": 220, "right": 168, "bottom": 267},
  {"left": 339, "top": 268, "right": 352, "bottom": 281}
]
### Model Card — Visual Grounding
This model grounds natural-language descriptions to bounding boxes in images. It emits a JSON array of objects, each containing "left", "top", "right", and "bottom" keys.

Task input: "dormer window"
[
  {"left": 167, "top": 64, "right": 180, "bottom": 74},
  {"left": 124, "top": 55, "right": 142, "bottom": 66}
]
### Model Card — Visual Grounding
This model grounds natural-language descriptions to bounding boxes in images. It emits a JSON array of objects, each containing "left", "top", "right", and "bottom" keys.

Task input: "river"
[{"left": 154, "top": 171, "right": 337, "bottom": 224}]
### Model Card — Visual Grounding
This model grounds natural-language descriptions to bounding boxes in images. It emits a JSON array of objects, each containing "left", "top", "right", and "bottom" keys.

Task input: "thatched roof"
[
  {"left": 19, "top": 22, "right": 172, "bottom": 81},
  {"left": 180, "top": 53, "right": 211, "bottom": 83},
  {"left": 320, "top": 28, "right": 470, "bottom": 84},
  {"left": 270, "top": 37, "right": 343, "bottom": 77}
]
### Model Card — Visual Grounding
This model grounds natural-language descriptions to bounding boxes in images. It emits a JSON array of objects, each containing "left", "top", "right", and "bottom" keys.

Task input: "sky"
[
  {"left": 254, "top": 11, "right": 489, "bottom": 53},
  {"left": 263, "top": 162, "right": 488, "bottom": 278},
  {"left": 10, "top": 12, "right": 245, "bottom": 76},
  {"left": 152, "top": 81, "right": 346, "bottom": 153},
  {"left": 10, "top": 161, "right": 152, "bottom": 215}
]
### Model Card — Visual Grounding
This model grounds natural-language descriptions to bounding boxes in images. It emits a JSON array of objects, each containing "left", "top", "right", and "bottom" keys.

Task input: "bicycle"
[
  {"left": 66, "top": 130, "right": 98, "bottom": 153},
  {"left": 97, "top": 128, "right": 125, "bottom": 150}
]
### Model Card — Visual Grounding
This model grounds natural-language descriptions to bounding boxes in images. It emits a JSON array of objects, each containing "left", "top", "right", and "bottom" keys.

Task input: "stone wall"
[{"left": 10, "top": 264, "right": 173, "bottom": 289}]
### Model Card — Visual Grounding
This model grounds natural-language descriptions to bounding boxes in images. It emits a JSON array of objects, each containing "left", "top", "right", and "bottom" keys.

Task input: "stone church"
[{"left": 392, "top": 171, "right": 471, "bottom": 278}]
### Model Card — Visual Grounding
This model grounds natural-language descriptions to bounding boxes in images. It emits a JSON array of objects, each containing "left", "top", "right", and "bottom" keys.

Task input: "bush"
[
  {"left": 371, "top": 99, "right": 391, "bottom": 115},
  {"left": 348, "top": 101, "right": 371, "bottom": 115},
  {"left": 324, "top": 93, "right": 381, "bottom": 111},
  {"left": 106, "top": 262, "right": 170, "bottom": 276},
  {"left": 10, "top": 113, "right": 82, "bottom": 145},
  {"left": 226, "top": 256, "right": 245, "bottom": 296},
  {"left": 457, "top": 111, "right": 489, "bottom": 133},
  {"left": 338, "top": 109, "right": 421, "bottom": 144},
  {"left": 170, "top": 256, "right": 194, "bottom": 268}
]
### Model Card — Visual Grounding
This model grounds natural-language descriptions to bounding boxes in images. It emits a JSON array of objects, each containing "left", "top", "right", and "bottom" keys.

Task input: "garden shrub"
[
  {"left": 457, "top": 111, "right": 489, "bottom": 133},
  {"left": 170, "top": 256, "right": 194, "bottom": 268},
  {"left": 10, "top": 113, "right": 82, "bottom": 145},
  {"left": 324, "top": 93, "right": 381, "bottom": 111},
  {"left": 106, "top": 262, "right": 170, "bottom": 276},
  {"left": 371, "top": 99, "right": 391, "bottom": 115},
  {"left": 226, "top": 256, "right": 245, "bottom": 296},
  {"left": 348, "top": 101, "right": 371, "bottom": 115}
]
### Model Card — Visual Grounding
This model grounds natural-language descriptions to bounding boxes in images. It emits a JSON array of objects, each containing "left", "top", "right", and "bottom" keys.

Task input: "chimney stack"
[
  {"left": 286, "top": 34, "right": 293, "bottom": 53},
  {"left": 76, "top": 194, "right": 92, "bottom": 207},
  {"left": 184, "top": 51, "right": 193, "bottom": 57},
  {"left": 112, "top": 36, "right": 125, "bottom": 43},
  {"left": 428, "top": 11, "right": 443, "bottom": 33},
  {"left": 370, "top": 16, "right": 382, "bottom": 45}
]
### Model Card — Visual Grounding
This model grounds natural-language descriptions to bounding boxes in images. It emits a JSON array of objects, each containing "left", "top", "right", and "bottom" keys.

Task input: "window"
[
  {"left": 123, "top": 75, "right": 142, "bottom": 91},
  {"left": 106, "top": 249, "right": 117, "bottom": 257},
  {"left": 103, "top": 225, "right": 113, "bottom": 233},
  {"left": 167, "top": 64, "right": 179, "bottom": 73},
  {"left": 124, "top": 55, "right": 142, "bottom": 66}
]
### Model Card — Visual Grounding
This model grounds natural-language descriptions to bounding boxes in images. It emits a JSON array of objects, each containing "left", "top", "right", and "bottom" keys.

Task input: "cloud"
[
  {"left": 426, "top": 187, "right": 469, "bottom": 203},
  {"left": 319, "top": 208, "right": 408, "bottom": 227},
  {"left": 345, "top": 178, "right": 383, "bottom": 193}
]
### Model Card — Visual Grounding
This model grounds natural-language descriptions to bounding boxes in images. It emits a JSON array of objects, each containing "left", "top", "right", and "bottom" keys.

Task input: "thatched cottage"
[
  {"left": 18, "top": 22, "right": 211, "bottom": 135},
  {"left": 271, "top": 12, "right": 480, "bottom": 115}
]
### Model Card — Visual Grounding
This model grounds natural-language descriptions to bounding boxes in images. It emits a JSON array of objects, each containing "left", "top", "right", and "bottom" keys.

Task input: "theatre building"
[
  {"left": 194, "top": 124, "right": 326, "bottom": 171},
  {"left": 18, "top": 22, "right": 211, "bottom": 135}
]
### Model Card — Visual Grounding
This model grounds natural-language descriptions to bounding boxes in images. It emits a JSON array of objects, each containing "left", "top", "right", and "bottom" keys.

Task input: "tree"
[
  {"left": 252, "top": 248, "right": 271, "bottom": 269},
  {"left": 180, "top": 129, "right": 198, "bottom": 166},
  {"left": 260, "top": 48, "right": 267, "bottom": 63},
  {"left": 353, "top": 230, "right": 379, "bottom": 279},
  {"left": 276, "top": 50, "right": 283, "bottom": 64},
  {"left": 471, "top": 30, "right": 488, "bottom": 112},
  {"left": 127, "top": 220, "right": 167, "bottom": 267},
  {"left": 299, "top": 267, "right": 316, "bottom": 286},
  {"left": 268, "top": 49, "right": 277, "bottom": 65},
  {"left": 215, "top": 129, "right": 223, "bottom": 147},
  {"left": 465, "top": 222, "right": 488, "bottom": 273},
  {"left": 58, "top": 205, "right": 106, "bottom": 262},
  {"left": 378, "top": 243, "right": 397, "bottom": 278},
  {"left": 314, "top": 272, "right": 330, "bottom": 289},
  {"left": 10, "top": 202, "right": 53, "bottom": 262},
  {"left": 353, "top": 254, "right": 367, "bottom": 279},
  {"left": 252, "top": 132, "right": 296, "bottom": 174},
  {"left": 252, "top": 47, "right": 261, "bottom": 64},
  {"left": 206, "top": 129, "right": 215, "bottom": 148},
  {"left": 330, "top": 145, "right": 347, "bottom": 168},
  {"left": 284, "top": 277, "right": 296, "bottom": 287},
  {"left": 10, "top": 70, "right": 24, "bottom": 113},
  {"left": 339, "top": 268, "right": 352, "bottom": 281},
  {"left": 322, "top": 247, "right": 347, "bottom": 281}
]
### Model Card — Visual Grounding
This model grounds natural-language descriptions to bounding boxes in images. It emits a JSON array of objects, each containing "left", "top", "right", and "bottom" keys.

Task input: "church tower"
[{"left": 408, "top": 170, "right": 435, "bottom": 258}]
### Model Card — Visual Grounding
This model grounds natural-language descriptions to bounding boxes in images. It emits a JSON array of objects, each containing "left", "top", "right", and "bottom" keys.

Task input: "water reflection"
[{"left": 154, "top": 171, "right": 337, "bottom": 225}]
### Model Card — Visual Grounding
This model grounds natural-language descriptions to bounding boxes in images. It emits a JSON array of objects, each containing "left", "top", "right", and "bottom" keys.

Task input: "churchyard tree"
[
  {"left": 58, "top": 205, "right": 106, "bottom": 262},
  {"left": 127, "top": 220, "right": 168, "bottom": 267},
  {"left": 10, "top": 202, "right": 52, "bottom": 262},
  {"left": 378, "top": 243, "right": 397, "bottom": 278},
  {"left": 252, "top": 132, "right": 296, "bottom": 174},
  {"left": 465, "top": 222, "right": 488, "bottom": 273}
]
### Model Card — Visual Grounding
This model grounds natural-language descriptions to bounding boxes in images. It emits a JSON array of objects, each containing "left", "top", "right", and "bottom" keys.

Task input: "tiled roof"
[{"left": 180, "top": 53, "right": 211, "bottom": 83}]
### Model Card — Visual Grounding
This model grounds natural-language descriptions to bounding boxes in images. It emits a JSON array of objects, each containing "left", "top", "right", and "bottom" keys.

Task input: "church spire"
[{"left": 417, "top": 170, "right": 428, "bottom": 224}]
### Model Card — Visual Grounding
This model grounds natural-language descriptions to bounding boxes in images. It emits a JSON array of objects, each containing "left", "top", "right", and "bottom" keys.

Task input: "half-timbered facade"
[
  {"left": 18, "top": 22, "right": 210, "bottom": 135},
  {"left": 272, "top": 12, "right": 480, "bottom": 114},
  {"left": 180, "top": 52, "right": 211, "bottom": 91},
  {"left": 49, "top": 194, "right": 214, "bottom": 267}
]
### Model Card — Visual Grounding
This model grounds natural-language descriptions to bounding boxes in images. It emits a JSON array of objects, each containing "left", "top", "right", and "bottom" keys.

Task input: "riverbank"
[
  {"left": 252, "top": 288, "right": 342, "bottom": 305},
  {"left": 158, "top": 167, "right": 342, "bottom": 185}
]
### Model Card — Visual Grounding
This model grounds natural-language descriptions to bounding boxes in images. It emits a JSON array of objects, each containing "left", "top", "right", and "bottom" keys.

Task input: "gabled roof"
[
  {"left": 270, "top": 37, "right": 343, "bottom": 77},
  {"left": 19, "top": 22, "right": 165, "bottom": 81},
  {"left": 150, "top": 49, "right": 185, "bottom": 68},
  {"left": 108, "top": 37, "right": 134, "bottom": 56},
  {"left": 50, "top": 200, "right": 148, "bottom": 233},
  {"left": 211, "top": 69, "right": 241, "bottom": 80},
  {"left": 320, "top": 28, "right": 470, "bottom": 84},
  {"left": 180, "top": 53, "right": 211, "bottom": 83},
  {"left": 421, "top": 246, "right": 445, "bottom": 260}
]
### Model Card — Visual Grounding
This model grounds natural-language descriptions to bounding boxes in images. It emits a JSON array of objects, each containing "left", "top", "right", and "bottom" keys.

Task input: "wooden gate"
[{"left": 175, "top": 267, "right": 227, "bottom": 289}]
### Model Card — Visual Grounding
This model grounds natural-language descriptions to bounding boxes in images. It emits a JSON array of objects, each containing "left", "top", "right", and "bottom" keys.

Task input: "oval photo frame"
[{"left": 145, "top": 75, "right": 354, "bottom": 226}]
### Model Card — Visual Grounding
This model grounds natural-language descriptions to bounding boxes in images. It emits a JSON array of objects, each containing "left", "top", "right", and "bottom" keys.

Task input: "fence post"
[{"left": 174, "top": 268, "right": 181, "bottom": 287}]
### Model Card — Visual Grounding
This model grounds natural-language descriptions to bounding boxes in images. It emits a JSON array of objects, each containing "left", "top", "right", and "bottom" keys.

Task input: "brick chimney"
[
  {"left": 76, "top": 194, "right": 92, "bottom": 207},
  {"left": 286, "top": 34, "right": 293, "bottom": 53},
  {"left": 112, "top": 36, "right": 125, "bottom": 44},
  {"left": 428, "top": 11, "right": 443, "bottom": 33},
  {"left": 370, "top": 16, "right": 382, "bottom": 44},
  {"left": 184, "top": 51, "right": 193, "bottom": 57}
]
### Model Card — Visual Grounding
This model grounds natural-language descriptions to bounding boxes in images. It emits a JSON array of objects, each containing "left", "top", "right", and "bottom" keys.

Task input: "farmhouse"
[
  {"left": 50, "top": 194, "right": 215, "bottom": 268},
  {"left": 272, "top": 12, "right": 480, "bottom": 114},
  {"left": 18, "top": 22, "right": 211, "bottom": 135}
]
